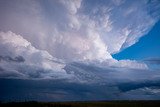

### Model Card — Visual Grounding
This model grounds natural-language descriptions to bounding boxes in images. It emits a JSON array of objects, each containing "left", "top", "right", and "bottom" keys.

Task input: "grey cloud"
[
  {"left": 117, "top": 80, "right": 160, "bottom": 92},
  {"left": 0, "top": 67, "right": 4, "bottom": 71},
  {"left": 63, "top": 61, "right": 160, "bottom": 84},
  {"left": 1, "top": 58, "right": 160, "bottom": 101},
  {"left": 0, "top": 56, "right": 25, "bottom": 63},
  {"left": 1, "top": 77, "right": 160, "bottom": 102},
  {"left": 144, "top": 58, "right": 160, "bottom": 64}
]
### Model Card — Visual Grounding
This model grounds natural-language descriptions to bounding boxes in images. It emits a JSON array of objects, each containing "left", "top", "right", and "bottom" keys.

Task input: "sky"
[
  {"left": 0, "top": 0, "right": 160, "bottom": 102},
  {"left": 113, "top": 20, "right": 160, "bottom": 60}
]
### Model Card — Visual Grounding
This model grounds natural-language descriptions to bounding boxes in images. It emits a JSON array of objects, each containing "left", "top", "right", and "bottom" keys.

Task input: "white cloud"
[
  {"left": 0, "top": 0, "right": 160, "bottom": 61},
  {"left": 0, "top": 0, "right": 160, "bottom": 79},
  {"left": 82, "top": 58, "right": 148, "bottom": 70},
  {"left": 0, "top": 31, "right": 148, "bottom": 80},
  {"left": 113, "top": 60, "right": 148, "bottom": 69},
  {"left": 0, "top": 31, "right": 73, "bottom": 79},
  {"left": 60, "top": 0, "right": 82, "bottom": 14}
]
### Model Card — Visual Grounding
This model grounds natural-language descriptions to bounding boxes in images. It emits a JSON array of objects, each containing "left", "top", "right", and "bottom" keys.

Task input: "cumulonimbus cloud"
[
  {"left": 0, "top": 0, "right": 159, "bottom": 61},
  {"left": 0, "top": 31, "right": 147, "bottom": 79},
  {"left": 0, "top": 31, "right": 73, "bottom": 79},
  {"left": 1, "top": 1, "right": 160, "bottom": 102},
  {"left": 0, "top": 0, "right": 160, "bottom": 79}
]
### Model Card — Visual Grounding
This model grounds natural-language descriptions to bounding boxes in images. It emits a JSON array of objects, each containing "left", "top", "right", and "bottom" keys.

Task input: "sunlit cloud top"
[{"left": 0, "top": 0, "right": 160, "bottom": 61}]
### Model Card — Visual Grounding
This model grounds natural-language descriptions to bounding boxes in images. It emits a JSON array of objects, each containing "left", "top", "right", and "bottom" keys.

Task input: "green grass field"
[{"left": 0, "top": 101, "right": 160, "bottom": 107}]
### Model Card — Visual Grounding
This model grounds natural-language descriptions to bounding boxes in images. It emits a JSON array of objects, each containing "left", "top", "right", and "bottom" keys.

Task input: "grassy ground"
[{"left": 0, "top": 101, "right": 160, "bottom": 107}]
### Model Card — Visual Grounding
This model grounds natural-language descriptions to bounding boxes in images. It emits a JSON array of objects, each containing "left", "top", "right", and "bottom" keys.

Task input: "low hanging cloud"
[{"left": 0, "top": 56, "right": 25, "bottom": 63}]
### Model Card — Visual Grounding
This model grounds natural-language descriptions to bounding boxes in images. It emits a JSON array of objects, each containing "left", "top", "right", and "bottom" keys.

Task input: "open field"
[{"left": 0, "top": 101, "right": 160, "bottom": 107}]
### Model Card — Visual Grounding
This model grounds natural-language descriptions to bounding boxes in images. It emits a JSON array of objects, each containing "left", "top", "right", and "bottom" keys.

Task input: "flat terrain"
[{"left": 0, "top": 101, "right": 160, "bottom": 107}]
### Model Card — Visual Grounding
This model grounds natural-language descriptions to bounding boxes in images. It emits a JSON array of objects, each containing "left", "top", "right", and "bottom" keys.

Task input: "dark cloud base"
[
  {"left": 0, "top": 56, "right": 25, "bottom": 63},
  {"left": 0, "top": 78, "right": 160, "bottom": 102}
]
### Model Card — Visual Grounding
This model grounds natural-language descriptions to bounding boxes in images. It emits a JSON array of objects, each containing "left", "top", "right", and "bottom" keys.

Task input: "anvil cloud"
[{"left": 0, "top": 0, "right": 159, "bottom": 61}]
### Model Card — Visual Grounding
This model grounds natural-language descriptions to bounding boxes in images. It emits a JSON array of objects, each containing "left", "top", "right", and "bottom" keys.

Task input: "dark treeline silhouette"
[{"left": 0, "top": 101, "right": 160, "bottom": 107}]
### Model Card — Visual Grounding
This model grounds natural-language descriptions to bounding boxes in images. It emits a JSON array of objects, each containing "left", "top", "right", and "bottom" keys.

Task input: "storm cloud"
[
  {"left": 0, "top": 0, "right": 160, "bottom": 101},
  {"left": 0, "top": 0, "right": 160, "bottom": 61}
]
